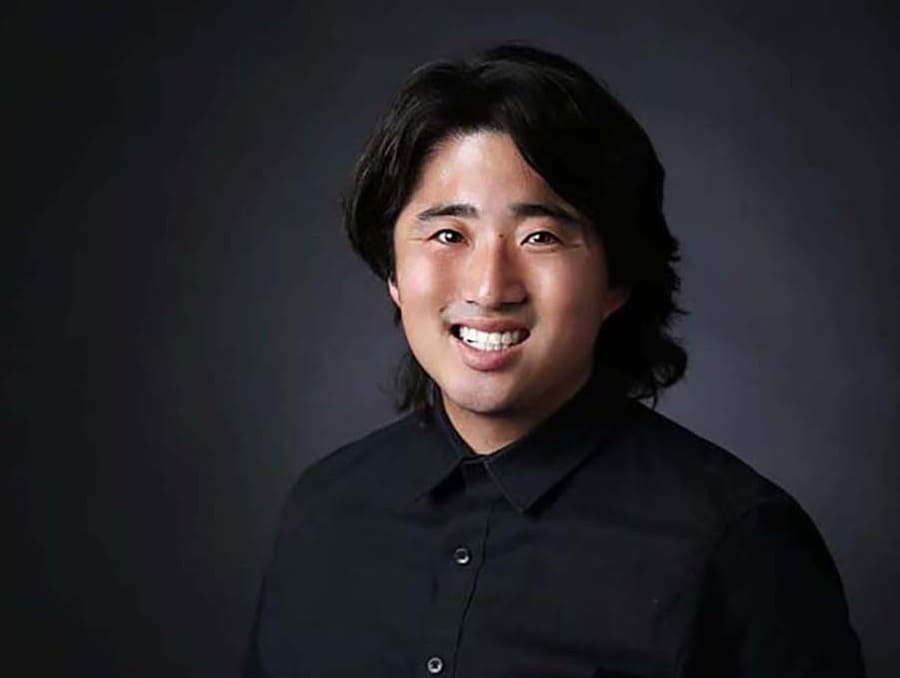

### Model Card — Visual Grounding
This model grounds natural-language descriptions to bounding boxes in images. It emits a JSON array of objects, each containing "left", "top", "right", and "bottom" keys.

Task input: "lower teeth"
[{"left": 464, "top": 340, "right": 513, "bottom": 351}]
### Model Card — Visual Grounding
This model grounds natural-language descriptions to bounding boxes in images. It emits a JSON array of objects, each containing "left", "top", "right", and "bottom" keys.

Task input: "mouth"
[{"left": 450, "top": 324, "right": 530, "bottom": 352}]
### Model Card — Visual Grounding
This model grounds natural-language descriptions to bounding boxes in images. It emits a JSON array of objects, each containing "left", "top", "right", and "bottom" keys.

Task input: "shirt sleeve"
[
  {"left": 243, "top": 576, "right": 268, "bottom": 677},
  {"left": 684, "top": 495, "right": 866, "bottom": 677},
  {"left": 242, "top": 472, "right": 312, "bottom": 678}
]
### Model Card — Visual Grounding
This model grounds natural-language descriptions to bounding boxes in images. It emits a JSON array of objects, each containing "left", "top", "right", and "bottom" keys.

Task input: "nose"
[{"left": 464, "top": 234, "right": 527, "bottom": 309}]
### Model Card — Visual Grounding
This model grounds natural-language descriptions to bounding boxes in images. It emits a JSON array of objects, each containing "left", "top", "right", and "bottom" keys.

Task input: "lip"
[{"left": 449, "top": 327, "right": 528, "bottom": 372}]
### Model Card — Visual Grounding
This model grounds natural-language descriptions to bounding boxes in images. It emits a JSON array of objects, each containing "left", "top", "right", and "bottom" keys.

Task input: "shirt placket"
[{"left": 419, "top": 461, "right": 497, "bottom": 677}]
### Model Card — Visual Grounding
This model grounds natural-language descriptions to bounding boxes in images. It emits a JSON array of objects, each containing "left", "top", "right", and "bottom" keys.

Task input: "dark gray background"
[{"left": 9, "top": 1, "right": 898, "bottom": 676}]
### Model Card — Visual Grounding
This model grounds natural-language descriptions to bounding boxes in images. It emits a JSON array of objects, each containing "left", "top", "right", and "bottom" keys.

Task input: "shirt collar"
[{"left": 413, "top": 371, "right": 633, "bottom": 514}]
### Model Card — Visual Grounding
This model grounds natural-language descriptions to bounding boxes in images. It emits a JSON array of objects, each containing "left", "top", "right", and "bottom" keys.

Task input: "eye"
[
  {"left": 524, "top": 231, "right": 561, "bottom": 246},
  {"left": 432, "top": 229, "right": 464, "bottom": 244}
]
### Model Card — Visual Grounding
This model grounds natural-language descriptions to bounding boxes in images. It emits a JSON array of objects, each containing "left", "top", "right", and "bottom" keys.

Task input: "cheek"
[
  {"left": 396, "top": 250, "right": 452, "bottom": 309},
  {"left": 535, "top": 264, "right": 607, "bottom": 334}
]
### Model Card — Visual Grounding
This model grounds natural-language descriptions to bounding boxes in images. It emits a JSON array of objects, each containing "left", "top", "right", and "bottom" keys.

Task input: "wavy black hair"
[{"left": 343, "top": 43, "right": 687, "bottom": 412}]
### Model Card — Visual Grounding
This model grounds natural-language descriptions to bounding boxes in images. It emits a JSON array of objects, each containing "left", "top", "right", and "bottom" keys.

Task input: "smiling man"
[
  {"left": 389, "top": 131, "right": 628, "bottom": 454},
  {"left": 245, "top": 45, "right": 865, "bottom": 677}
]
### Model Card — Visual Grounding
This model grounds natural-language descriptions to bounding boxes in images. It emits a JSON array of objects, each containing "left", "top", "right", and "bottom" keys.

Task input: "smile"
[{"left": 451, "top": 324, "right": 529, "bottom": 352}]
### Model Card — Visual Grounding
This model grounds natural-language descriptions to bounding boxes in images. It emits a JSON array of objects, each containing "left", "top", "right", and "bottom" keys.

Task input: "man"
[{"left": 245, "top": 44, "right": 865, "bottom": 677}]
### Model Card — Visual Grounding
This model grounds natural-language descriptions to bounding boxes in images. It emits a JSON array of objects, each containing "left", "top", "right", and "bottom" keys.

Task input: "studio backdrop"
[{"left": 11, "top": 2, "right": 899, "bottom": 676}]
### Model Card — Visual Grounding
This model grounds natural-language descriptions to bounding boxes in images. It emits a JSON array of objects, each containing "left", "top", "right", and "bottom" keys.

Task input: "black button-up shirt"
[{"left": 245, "top": 375, "right": 865, "bottom": 677}]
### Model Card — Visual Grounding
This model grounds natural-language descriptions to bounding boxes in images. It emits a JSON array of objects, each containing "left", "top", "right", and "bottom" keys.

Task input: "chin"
[{"left": 440, "top": 379, "right": 525, "bottom": 417}]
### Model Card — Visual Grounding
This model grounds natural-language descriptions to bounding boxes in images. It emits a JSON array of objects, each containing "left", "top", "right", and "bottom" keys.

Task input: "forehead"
[{"left": 409, "top": 131, "right": 563, "bottom": 204}]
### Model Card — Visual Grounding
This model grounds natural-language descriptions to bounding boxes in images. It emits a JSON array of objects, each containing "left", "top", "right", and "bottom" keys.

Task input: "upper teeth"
[{"left": 458, "top": 326, "right": 525, "bottom": 350}]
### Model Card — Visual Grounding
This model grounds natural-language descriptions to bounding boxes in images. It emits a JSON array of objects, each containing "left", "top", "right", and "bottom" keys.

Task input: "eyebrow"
[
  {"left": 415, "top": 202, "right": 579, "bottom": 225},
  {"left": 510, "top": 202, "right": 578, "bottom": 223},
  {"left": 416, "top": 203, "right": 478, "bottom": 221}
]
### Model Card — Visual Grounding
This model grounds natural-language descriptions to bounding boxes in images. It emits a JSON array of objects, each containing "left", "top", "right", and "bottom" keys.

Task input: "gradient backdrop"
[{"left": 9, "top": 1, "right": 899, "bottom": 676}]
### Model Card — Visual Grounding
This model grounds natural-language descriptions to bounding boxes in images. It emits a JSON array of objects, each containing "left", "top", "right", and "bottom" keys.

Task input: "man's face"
[{"left": 389, "top": 131, "right": 628, "bottom": 423}]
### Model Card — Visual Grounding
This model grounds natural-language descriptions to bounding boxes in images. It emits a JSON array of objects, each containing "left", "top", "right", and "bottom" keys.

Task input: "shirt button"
[
  {"left": 426, "top": 655, "right": 444, "bottom": 674},
  {"left": 453, "top": 546, "right": 471, "bottom": 565}
]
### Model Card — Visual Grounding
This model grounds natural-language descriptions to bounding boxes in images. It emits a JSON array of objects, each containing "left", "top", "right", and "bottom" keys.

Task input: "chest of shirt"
[{"left": 257, "top": 466, "right": 710, "bottom": 677}]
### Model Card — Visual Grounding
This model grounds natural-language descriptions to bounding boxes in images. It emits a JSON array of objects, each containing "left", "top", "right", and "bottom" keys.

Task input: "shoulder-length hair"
[{"left": 343, "top": 43, "right": 687, "bottom": 412}]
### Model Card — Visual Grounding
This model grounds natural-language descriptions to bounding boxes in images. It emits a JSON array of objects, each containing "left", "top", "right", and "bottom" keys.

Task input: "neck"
[{"left": 439, "top": 371, "right": 593, "bottom": 455}]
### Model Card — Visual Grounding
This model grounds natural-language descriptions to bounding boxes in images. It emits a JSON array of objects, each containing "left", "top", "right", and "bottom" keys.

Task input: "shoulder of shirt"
[
  {"left": 608, "top": 403, "right": 853, "bottom": 630},
  {"left": 612, "top": 400, "right": 802, "bottom": 528},
  {"left": 280, "top": 411, "right": 423, "bottom": 515}
]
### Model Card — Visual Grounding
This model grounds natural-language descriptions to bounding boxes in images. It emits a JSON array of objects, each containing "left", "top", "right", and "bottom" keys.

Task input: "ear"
[
  {"left": 388, "top": 276, "right": 401, "bottom": 308},
  {"left": 602, "top": 287, "right": 630, "bottom": 322}
]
